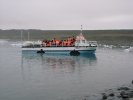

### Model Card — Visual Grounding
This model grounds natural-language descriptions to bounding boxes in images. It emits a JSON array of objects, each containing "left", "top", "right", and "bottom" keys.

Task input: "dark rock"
[
  {"left": 118, "top": 87, "right": 130, "bottom": 91},
  {"left": 117, "top": 95, "right": 121, "bottom": 98},
  {"left": 120, "top": 91, "right": 129, "bottom": 98},
  {"left": 132, "top": 80, "right": 133, "bottom": 84},
  {"left": 128, "top": 92, "right": 133, "bottom": 98},
  {"left": 102, "top": 94, "right": 108, "bottom": 100},
  {"left": 130, "top": 91, "right": 133, "bottom": 94},
  {"left": 109, "top": 93, "right": 115, "bottom": 97}
]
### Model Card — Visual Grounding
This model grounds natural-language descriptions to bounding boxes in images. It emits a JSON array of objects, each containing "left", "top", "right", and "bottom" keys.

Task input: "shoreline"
[{"left": 81, "top": 81, "right": 133, "bottom": 100}]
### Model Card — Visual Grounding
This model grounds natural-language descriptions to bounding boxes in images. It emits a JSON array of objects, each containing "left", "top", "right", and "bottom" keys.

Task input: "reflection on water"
[
  {"left": 21, "top": 53, "right": 97, "bottom": 87},
  {"left": 22, "top": 53, "right": 97, "bottom": 68},
  {"left": 1, "top": 41, "right": 133, "bottom": 100}
]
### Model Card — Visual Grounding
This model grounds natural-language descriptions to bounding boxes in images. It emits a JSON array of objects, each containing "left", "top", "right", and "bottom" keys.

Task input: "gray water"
[{"left": 0, "top": 40, "right": 133, "bottom": 100}]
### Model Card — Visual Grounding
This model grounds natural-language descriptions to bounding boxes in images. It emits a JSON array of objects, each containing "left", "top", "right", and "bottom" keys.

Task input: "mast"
[
  {"left": 80, "top": 25, "right": 83, "bottom": 36},
  {"left": 28, "top": 32, "right": 30, "bottom": 41},
  {"left": 21, "top": 30, "right": 23, "bottom": 43},
  {"left": 79, "top": 25, "right": 85, "bottom": 40}
]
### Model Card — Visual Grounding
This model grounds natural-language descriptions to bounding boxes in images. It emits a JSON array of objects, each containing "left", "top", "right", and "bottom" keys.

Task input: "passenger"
[
  {"left": 67, "top": 41, "right": 71, "bottom": 46},
  {"left": 72, "top": 36, "right": 75, "bottom": 42},
  {"left": 49, "top": 41, "right": 52, "bottom": 46},
  {"left": 63, "top": 40, "right": 65, "bottom": 46},
  {"left": 67, "top": 37, "right": 71, "bottom": 41},
  {"left": 59, "top": 41, "right": 62, "bottom": 47},
  {"left": 42, "top": 42, "right": 46, "bottom": 47}
]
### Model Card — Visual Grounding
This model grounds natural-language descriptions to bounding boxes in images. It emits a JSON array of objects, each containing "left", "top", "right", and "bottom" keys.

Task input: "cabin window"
[{"left": 77, "top": 40, "right": 80, "bottom": 43}]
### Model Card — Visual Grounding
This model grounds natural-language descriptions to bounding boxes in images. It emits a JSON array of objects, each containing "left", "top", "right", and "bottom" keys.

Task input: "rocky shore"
[{"left": 82, "top": 81, "right": 133, "bottom": 100}]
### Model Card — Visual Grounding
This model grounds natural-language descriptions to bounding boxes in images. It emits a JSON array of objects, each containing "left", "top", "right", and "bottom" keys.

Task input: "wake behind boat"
[{"left": 22, "top": 27, "right": 97, "bottom": 55}]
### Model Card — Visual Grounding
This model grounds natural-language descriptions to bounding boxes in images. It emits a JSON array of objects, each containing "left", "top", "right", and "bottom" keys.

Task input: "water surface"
[{"left": 0, "top": 41, "right": 133, "bottom": 100}]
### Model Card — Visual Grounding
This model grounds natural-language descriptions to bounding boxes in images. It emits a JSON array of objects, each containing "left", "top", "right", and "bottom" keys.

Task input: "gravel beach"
[{"left": 81, "top": 81, "right": 133, "bottom": 100}]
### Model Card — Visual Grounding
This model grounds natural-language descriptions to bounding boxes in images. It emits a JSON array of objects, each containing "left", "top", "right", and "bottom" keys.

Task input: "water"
[{"left": 0, "top": 40, "right": 133, "bottom": 100}]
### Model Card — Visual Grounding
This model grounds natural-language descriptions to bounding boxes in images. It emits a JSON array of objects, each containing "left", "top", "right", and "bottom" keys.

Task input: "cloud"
[
  {"left": 97, "top": 14, "right": 133, "bottom": 23},
  {"left": 0, "top": 0, "right": 133, "bottom": 29}
]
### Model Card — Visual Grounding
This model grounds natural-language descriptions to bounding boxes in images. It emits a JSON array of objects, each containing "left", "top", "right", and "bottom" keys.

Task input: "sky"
[{"left": 0, "top": 0, "right": 133, "bottom": 30}]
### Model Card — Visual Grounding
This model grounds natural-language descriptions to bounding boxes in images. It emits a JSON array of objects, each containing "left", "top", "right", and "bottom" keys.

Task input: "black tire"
[
  {"left": 70, "top": 50, "right": 80, "bottom": 56},
  {"left": 37, "top": 49, "right": 45, "bottom": 54}
]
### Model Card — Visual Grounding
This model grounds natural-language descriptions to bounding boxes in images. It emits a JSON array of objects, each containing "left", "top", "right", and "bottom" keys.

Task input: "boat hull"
[{"left": 22, "top": 46, "right": 96, "bottom": 54}]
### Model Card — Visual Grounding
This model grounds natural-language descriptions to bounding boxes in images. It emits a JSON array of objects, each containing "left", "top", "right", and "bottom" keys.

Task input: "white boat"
[{"left": 22, "top": 27, "right": 97, "bottom": 55}]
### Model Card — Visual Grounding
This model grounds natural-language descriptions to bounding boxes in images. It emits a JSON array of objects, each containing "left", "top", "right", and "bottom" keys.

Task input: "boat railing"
[{"left": 87, "top": 41, "right": 97, "bottom": 46}]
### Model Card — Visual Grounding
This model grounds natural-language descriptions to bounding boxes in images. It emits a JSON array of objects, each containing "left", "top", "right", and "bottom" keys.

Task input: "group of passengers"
[{"left": 42, "top": 36, "right": 76, "bottom": 47}]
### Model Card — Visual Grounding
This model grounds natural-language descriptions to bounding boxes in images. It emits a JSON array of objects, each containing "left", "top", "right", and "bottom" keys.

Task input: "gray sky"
[{"left": 0, "top": 0, "right": 133, "bottom": 30}]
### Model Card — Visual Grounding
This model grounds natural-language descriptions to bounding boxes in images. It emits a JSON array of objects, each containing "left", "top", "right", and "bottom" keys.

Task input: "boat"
[{"left": 22, "top": 26, "right": 97, "bottom": 55}]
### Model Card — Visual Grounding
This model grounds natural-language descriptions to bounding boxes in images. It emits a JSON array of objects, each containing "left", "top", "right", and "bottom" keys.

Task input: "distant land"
[{"left": 0, "top": 29, "right": 133, "bottom": 45}]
